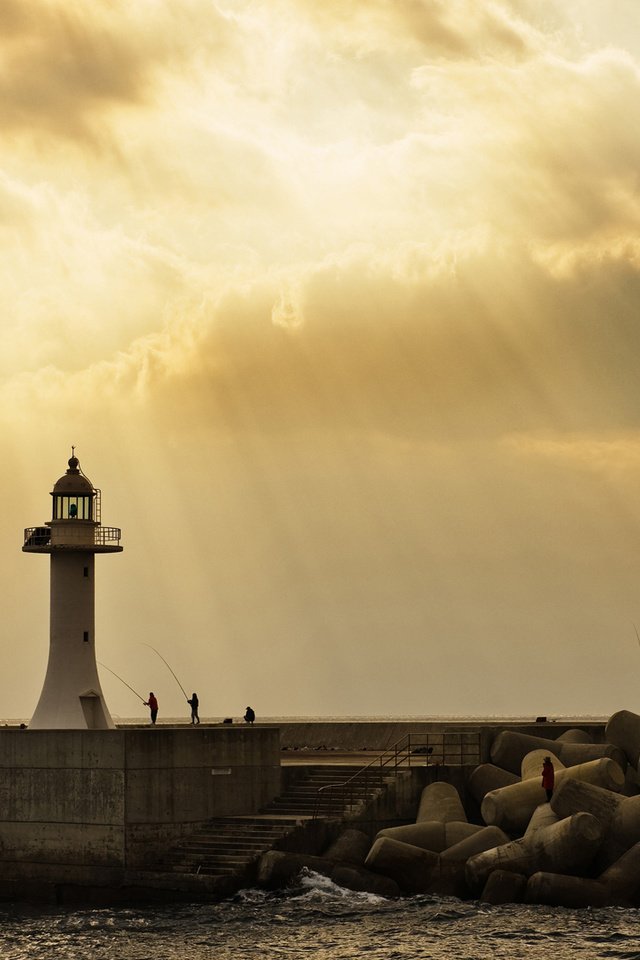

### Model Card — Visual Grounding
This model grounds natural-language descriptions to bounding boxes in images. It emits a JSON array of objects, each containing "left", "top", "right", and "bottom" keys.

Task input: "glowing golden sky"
[{"left": 3, "top": 0, "right": 640, "bottom": 721}]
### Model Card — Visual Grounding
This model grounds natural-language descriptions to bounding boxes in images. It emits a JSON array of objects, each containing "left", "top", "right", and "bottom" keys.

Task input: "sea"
[
  {"left": 1, "top": 872, "right": 639, "bottom": 960},
  {"left": 1, "top": 714, "right": 632, "bottom": 959}
]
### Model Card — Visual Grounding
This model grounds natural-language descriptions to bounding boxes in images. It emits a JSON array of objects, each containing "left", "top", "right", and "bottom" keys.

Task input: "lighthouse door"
[{"left": 79, "top": 692, "right": 109, "bottom": 729}]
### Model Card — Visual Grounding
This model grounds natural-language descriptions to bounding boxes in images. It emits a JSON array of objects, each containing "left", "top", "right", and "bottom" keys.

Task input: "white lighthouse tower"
[{"left": 23, "top": 451, "right": 122, "bottom": 729}]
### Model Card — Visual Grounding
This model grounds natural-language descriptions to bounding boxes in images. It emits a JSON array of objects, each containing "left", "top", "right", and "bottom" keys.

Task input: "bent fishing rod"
[
  {"left": 141, "top": 642, "right": 189, "bottom": 701},
  {"left": 98, "top": 662, "right": 146, "bottom": 703}
]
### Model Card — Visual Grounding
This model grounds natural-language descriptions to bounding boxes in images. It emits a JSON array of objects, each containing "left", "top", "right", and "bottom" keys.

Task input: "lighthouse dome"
[
  {"left": 52, "top": 456, "right": 94, "bottom": 494},
  {"left": 50, "top": 454, "right": 95, "bottom": 521}
]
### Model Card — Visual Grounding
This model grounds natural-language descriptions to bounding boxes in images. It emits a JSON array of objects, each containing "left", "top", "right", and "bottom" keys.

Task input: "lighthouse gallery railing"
[{"left": 24, "top": 526, "right": 121, "bottom": 547}]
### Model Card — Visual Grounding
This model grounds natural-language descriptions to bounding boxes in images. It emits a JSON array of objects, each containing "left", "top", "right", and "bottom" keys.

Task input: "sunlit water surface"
[{"left": 1, "top": 871, "right": 639, "bottom": 960}]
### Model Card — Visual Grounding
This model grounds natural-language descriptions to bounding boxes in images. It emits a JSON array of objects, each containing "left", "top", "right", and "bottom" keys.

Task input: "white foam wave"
[{"left": 291, "top": 868, "right": 387, "bottom": 905}]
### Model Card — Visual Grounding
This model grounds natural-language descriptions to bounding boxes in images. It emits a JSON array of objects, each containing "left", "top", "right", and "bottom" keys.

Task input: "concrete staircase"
[
  {"left": 262, "top": 763, "right": 395, "bottom": 817},
  {"left": 162, "top": 816, "right": 302, "bottom": 877},
  {"left": 162, "top": 764, "right": 395, "bottom": 878}
]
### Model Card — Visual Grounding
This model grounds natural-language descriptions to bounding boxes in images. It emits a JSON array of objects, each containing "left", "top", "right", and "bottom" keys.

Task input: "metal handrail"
[{"left": 312, "top": 731, "right": 481, "bottom": 819}]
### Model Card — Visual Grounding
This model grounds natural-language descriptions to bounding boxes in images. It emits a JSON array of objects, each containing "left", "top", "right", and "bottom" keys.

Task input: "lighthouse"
[{"left": 23, "top": 451, "right": 122, "bottom": 729}]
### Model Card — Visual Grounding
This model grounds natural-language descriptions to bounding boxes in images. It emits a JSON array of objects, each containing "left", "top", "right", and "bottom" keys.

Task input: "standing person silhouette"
[
  {"left": 542, "top": 756, "right": 555, "bottom": 801},
  {"left": 244, "top": 706, "right": 255, "bottom": 724},
  {"left": 188, "top": 692, "right": 200, "bottom": 725},
  {"left": 144, "top": 692, "right": 158, "bottom": 725}
]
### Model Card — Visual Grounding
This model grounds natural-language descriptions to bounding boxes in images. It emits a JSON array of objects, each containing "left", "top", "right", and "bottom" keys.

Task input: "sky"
[{"left": 3, "top": 0, "right": 640, "bottom": 722}]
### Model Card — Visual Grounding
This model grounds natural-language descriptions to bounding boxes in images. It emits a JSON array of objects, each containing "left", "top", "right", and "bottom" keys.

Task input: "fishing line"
[
  {"left": 98, "top": 662, "right": 146, "bottom": 703},
  {"left": 141, "top": 643, "right": 189, "bottom": 700}
]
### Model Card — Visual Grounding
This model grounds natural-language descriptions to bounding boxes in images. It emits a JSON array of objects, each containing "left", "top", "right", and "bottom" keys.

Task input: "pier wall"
[
  {"left": 277, "top": 721, "right": 606, "bottom": 757},
  {"left": 0, "top": 727, "right": 280, "bottom": 884}
]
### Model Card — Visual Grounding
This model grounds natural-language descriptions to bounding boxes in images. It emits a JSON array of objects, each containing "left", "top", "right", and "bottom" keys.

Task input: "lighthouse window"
[
  {"left": 83, "top": 567, "right": 89, "bottom": 578},
  {"left": 53, "top": 494, "right": 93, "bottom": 520},
  {"left": 83, "top": 632, "right": 89, "bottom": 643}
]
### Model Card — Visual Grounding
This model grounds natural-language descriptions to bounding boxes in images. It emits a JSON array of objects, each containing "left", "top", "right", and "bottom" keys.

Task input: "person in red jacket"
[
  {"left": 541, "top": 756, "right": 555, "bottom": 801},
  {"left": 144, "top": 692, "right": 158, "bottom": 725}
]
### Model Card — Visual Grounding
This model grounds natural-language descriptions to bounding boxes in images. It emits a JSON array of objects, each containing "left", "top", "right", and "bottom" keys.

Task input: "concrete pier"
[{"left": 0, "top": 726, "right": 280, "bottom": 885}]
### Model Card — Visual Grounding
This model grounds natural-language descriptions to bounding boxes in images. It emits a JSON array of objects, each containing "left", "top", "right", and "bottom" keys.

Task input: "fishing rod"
[
  {"left": 141, "top": 643, "right": 189, "bottom": 700},
  {"left": 98, "top": 661, "right": 146, "bottom": 703},
  {"left": 633, "top": 623, "right": 640, "bottom": 647}
]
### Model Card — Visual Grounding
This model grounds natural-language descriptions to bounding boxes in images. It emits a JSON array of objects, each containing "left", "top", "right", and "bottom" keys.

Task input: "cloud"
[
  {"left": 3, "top": 232, "right": 640, "bottom": 454},
  {"left": 294, "top": 0, "right": 540, "bottom": 62},
  {"left": 0, "top": 0, "right": 233, "bottom": 147}
]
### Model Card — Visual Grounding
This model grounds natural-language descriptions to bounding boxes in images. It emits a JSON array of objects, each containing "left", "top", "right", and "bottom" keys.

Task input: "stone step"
[
  {"left": 171, "top": 850, "right": 260, "bottom": 863},
  {"left": 204, "top": 817, "right": 301, "bottom": 827},
  {"left": 161, "top": 762, "right": 402, "bottom": 876},
  {"left": 283, "top": 782, "right": 383, "bottom": 791},
  {"left": 176, "top": 835, "right": 289, "bottom": 847},
  {"left": 175, "top": 836, "right": 282, "bottom": 850},
  {"left": 183, "top": 828, "right": 293, "bottom": 839},
  {"left": 262, "top": 802, "right": 345, "bottom": 820}
]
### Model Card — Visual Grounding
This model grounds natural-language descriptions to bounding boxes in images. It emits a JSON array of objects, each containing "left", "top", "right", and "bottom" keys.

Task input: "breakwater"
[{"left": 258, "top": 710, "right": 640, "bottom": 909}]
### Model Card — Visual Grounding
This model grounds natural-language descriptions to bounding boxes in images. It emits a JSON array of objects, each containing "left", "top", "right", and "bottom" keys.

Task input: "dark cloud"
[{"left": 0, "top": 0, "right": 226, "bottom": 145}]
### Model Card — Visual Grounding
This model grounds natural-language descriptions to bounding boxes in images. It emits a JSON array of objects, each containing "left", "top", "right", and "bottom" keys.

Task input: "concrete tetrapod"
[
  {"left": 480, "top": 870, "right": 527, "bottom": 905},
  {"left": 465, "top": 812, "right": 603, "bottom": 892},
  {"left": 481, "top": 757, "right": 625, "bottom": 835},
  {"left": 364, "top": 836, "right": 471, "bottom": 898},
  {"left": 556, "top": 728, "right": 592, "bottom": 744},
  {"left": 605, "top": 710, "right": 640, "bottom": 767},
  {"left": 468, "top": 764, "right": 520, "bottom": 805},
  {"left": 550, "top": 777, "right": 640, "bottom": 866},
  {"left": 525, "top": 872, "right": 607, "bottom": 908},
  {"left": 525, "top": 842, "right": 640, "bottom": 908},
  {"left": 365, "top": 837, "right": 441, "bottom": 894},
  {"left": 622, "top": 764, "right": 640, "bottom": 798},
  {"left": 440, "top": 826, "right": 510, "bottom": 862},
  {"left": 491, "top": 731, "right": 626, "bottom": 775},
  {"left": 323, "top": 829, "right": 371, "bottom": 866},
  {"left": 523, "top": 803, "right": 559, "bottom": 839},
  {"left": 376, "top": 821, "right": 482, "bottom": 853},
  {"left": 416, "top": 782, "right": 467, "bottom": 824},
  {"left": 520, "top": 750, "right": 564, "bottom": 781},
  {"left": 599, "top": 839, "right": 640, "bottom": 905}
]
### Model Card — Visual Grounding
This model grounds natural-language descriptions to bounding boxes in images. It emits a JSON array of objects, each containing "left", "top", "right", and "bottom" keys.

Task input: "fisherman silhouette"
[
  {"left": 188, "top": 692, "right": 200, "bottom": 725},
  {"left": 144, "top": 692, "right": 158, "bottom": 725},
  {"left": 244, "top": 706, "right": 255, "bottom": 724}
]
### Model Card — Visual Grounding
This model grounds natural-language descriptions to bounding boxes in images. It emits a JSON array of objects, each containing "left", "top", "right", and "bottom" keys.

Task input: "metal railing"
[
  {"left": 94, "top": 526, "right": 121, "bottom": 545},
  {"left": 23, "top": 527, "right": 51, "bottom": 547},
  {"left": 23, "top": 526, "right": 121, "bottom": 547},
  {"left": 312, "top": 731, "right": 482, "bottom": 819}
]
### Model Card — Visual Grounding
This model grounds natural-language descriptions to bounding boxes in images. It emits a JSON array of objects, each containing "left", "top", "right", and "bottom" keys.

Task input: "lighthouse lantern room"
[{"left": 23, "top": 451, "right": 123, "bottom": 729}]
